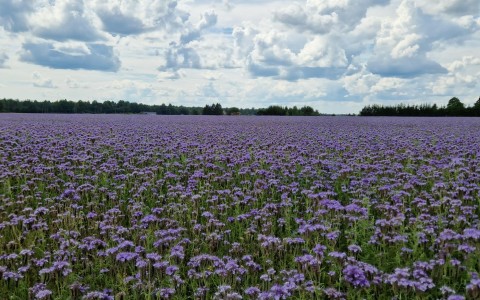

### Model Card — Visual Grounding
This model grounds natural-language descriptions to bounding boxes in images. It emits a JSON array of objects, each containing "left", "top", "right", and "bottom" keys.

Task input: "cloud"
[
  {"left": 21, "top": 42, "right": 121, "bottom": 72},
  {"left": 0, "top": 53, "right": 8, "bottom": 68},
  {"left": 280, "top": 67, "right": 347, "bottom": 81},
  {"left": 159, "top": 10, "right": 222, "bottom": 72},
  {"left": 180, "top": 11, "right": 218, "bottom": 44},
  {"left": 94, "top": 0, "right": 187, "bottom": 36},
  {"left": 274, "top": 0, "right": 390, "bottom": 33},
  {"left": 65, "top": 77, "right": 88, "bottom": 89},
  {"left": 31, "top": 0, "right": 104, "bottom": 42},
  {"left": 427, "top": 56, "right": 480, "bottom": 96},
  {"left": 297, "top": 36, "right": 348, "bottom": 68},
  {"left": 427, "top": 73, "right": 477, "bottom": 96},
  {"left": 202, "top": 71, "right": 222, "bottom": 81},
  {"left": 103, "top": 80, "right": 159, "bottom": 103},
  {"left": 368, "top": 55, "right": 447, "bottom": 78},
  {"left": 161, "top": 43, "right": 202, "bottom": 70},
  {"left": 249, "top": 30, "right": 295, "bottom": 67},
  {"left": 195, "top": 81, "right": 221, "bottom": 98},
  {"left": 0, "top": 0, "right": 34, "bottom": 32},
  {"left": 416, "top": 0, "right": 480, "bottom": 17},
  {"left": 96, "top": 9, "right": 145, "bottom": 36},
  {"left": 274, "top": 3, "right": 338, "bottom": 34},
  {"left": 343, "top": 66, "right": 407, "bottom": 96},
  {"left": 223, "top": 0, "right": 233, "bottom": 11},
  {"left": 32, "top": 72, "right": 57, "bottom": 88},
  {"left": 235, "top": 26, "right": 349, "bottom": 80},
  {"left": 157, "top": 70, "right": 184, "bottom": 81},
  {"left": 232, "top": 0, "right": 393, "bottom": 81},
  {"left": 438, "top": 0, "right": 480, "bottom": 16},
  {"left": 366, "top": 0, "right": 459, "bottom": 78},
  {"left": 237, "top": 78, "right": 356, "bottom": 107},
  {"left": 233, "top": 24, "right": 258, "bottom": 60}
]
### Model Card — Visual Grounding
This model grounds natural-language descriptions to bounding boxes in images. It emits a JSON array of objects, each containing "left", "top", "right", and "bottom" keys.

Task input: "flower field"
[{"left": 1, "top": 114, "right": 480, "bottom": 299}]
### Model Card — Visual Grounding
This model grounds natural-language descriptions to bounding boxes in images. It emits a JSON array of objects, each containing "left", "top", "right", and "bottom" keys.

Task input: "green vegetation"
[
  {"left": 256, "top": 105, "right": 320, "bottom": 116},
  {"left": 0, "top": 98, "right": 201, "bottom": 115},
  {"left": 360, "top": 97, "right": 480, "bottom": 116},
  {"left": 0, "top": 99, "right": 320, "bottom": 116},
  {"left": 202, "top": 103, "right": 224, "bottom": 115}
]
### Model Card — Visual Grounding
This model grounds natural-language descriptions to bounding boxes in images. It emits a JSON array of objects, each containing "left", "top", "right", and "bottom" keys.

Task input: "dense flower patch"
[{"left": 1, "top": 114, "right": 480, "bottom": 299}]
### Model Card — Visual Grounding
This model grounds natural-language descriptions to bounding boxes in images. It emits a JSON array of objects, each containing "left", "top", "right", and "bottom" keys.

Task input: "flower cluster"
[{"left": 0, "top": 114, "right": 479, "bottom": 298}]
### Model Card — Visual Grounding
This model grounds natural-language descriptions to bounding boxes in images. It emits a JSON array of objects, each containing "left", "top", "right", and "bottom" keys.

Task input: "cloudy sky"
[{"left": 0, "top": 0, "right": 479, "bottom": 113}]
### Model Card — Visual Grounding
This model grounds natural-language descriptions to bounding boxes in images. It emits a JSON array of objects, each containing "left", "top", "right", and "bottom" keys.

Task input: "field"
[{"left": 1, "top": 114, "right": 480, "bottom": 299}]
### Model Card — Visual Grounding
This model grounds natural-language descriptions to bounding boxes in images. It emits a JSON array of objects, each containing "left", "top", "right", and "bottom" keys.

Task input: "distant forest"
[
  {"left": 4, "top": 97, "right": 479, "bottom": 117},
  {"left": 360, "top": 97, "right": 480, "bottom": 116},
  {"left": 0, "top": 99, "right": 320, "bottom": 116}
]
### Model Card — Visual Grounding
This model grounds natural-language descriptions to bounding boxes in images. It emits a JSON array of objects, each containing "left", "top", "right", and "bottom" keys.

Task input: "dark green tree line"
[
  {"left": 0, "top": 99, "right": 326, "bottom": 116},
  {"left": 360, "top": 97, "right": 480, "bottom": 116},
  {"left": 0, "top": 99, "right": 209, "bottom": 115},
  {"left": 256, "top": 105, "right": 320, "bottom": 116},
  {"left": 202, "top": 103, "right": 224, "bottom": 115}
]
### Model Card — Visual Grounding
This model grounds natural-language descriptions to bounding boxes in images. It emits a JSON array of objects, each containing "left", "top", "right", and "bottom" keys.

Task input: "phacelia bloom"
[{"left": 343, "top": 265, "right": 370, "bottom": 288}]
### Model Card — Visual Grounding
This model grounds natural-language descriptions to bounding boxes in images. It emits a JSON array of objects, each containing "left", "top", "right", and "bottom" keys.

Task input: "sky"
[{"left": 0, "top": 0, "right": 479, "bottom": 114}]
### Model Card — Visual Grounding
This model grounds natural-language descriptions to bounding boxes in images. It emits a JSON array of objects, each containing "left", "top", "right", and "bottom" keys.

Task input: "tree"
[
  {"left": 446, "top": 97, "right": 465, "bottom": 116},
  {"left": 202, "top": 104, "right": 213, "bottom": 115},
  {"left": 300, "top": 106, "right": 315, "bottom": 116},
  {"left": 178, "top": 106, "right": 190, "bottom": 115},
  {"left": 473, "top": 97, "right": 480, "bottom": 116},
  {"left": 226, "top": 107, "right": 240, "bottom": 115},
  {"left": 202, "top": 103, "right": 223, "bottom": 115},
  {"left": 475, "top": 97, "right": 480, "bottom": 109},
  {"left": 213, "top": 103, "right": 223, "bottom": 115}
]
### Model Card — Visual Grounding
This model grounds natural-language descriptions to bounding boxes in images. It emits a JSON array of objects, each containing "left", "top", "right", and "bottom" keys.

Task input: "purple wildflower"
[{"left": 343, "top": 265, "right": 370, "bottom": 288}]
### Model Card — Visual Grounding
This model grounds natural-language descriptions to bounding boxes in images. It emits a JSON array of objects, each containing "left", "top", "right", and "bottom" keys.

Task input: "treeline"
[
  {"left": 202, "top": 103, "right": 224, "bottom": 115},
  {"left": 0, "top": 98, "right": 198, "bottom": 114},
  {"left": 256, "top": 105, "right": 320, "bottom": 116},
  {"left": 360, "top": 97, "right": 480, "bottom": 116},
  {"left": 0, "top": 99, "right": 320, "bottom": 116},
  {"left": 0, "top": 99, "right": 244, "bottom": 115}
]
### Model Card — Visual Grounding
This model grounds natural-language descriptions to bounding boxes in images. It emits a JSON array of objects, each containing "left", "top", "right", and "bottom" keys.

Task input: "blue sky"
[{"left": 0, "top": 0, "right": 479, "bottom": 113}]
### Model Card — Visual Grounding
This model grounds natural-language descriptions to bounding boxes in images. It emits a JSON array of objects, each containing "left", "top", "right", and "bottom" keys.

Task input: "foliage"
[
  {"left": 0, "top": 98, "right": 205, "bottom": 115},
  {"left": 256, "top": 105, "right": 320, "bottom": 116},
  {"left": 0, "top": 99, "right": 325, "bottom": 117},
  {"left": 360, "top": 97, "right": 480, "bottom": 116},
  {"left": 202, "top": 103, "right": 224, "bottom": 115},
  {"left": 225, "top": 107, "right": 241, "bottom": 115}
]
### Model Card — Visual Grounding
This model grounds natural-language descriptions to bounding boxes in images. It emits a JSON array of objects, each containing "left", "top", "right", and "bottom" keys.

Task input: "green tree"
[
  {"left": 202, "top": 103, "right": 223, "bottom": 115},
  {"left": 300, "top": 106, "right": 316, "bottom": 116},
  {"left": 226, "top": 107, "right": 241, "bottom": 115},
  {"left": 213, "top": 103, "right": 223, "bottom": 115},
  {"left": 257, "top": 105, "right": 286, "bottom": 115},
  {"left": 202, "top": 104, "right": 213, "bottom": 115},
  {"left": 446, "top": 97, "right": 465, "bottom": 116},
  {"left": 473, "top": 97, "right": 480, "bottom": 116}
]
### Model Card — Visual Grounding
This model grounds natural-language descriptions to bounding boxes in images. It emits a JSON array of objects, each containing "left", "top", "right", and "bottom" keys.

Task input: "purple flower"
[
  {"left": 347, "top": 244, "right": 362, "bottom": 253},
  {"left": 323, "top": 287, "right": 345, "bottom": 299},
  {"left": 328, "top": 252, "right": 347, "bottom": 260},
  {"left": 166, "top": 265, "right": 179, "bottom": 276},
  {"left": 447, "top": 296, "right": 465, "bottom": 300},
  {"left": 343, "top": 265, "right": 370, "bottom": 288},
  {"left": 30, "top": 283, "right": 50, "bottom": 299},
  {"left": 156, "top": 288, "right": 175, "bottom": 299},
  {"left": 170, "top": 245, "right": 185, "bottom": 260},
  {"left": 313, "top": 244, "right": 327, "bottom": 257},
  {"left": 115, "top": 252, "right": 138, "bottom": 262},
  {"left": 82, "top": 291, "right": 114, "bottom": 300},
  {"left": 245, "top": 286, "right": 260, "bottom": 296},
  {"left": 35, "top": 289, "right": 52, "bottom": 299},
  {"left": 295, "top": 254, "right": 320, "bottom": 268}
]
